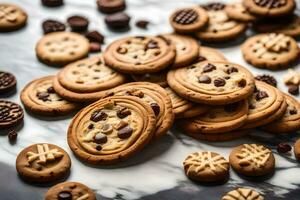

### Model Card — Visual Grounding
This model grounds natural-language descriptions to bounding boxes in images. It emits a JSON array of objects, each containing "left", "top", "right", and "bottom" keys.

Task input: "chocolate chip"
[
  {"left": 150, "top": 102, "right": 160, "bottom": 116},
  {"left": 8, "top": 130, "right": 17, "bottom": 144},
  {"left": 277, "top": 143, "right": 292, "bottom": 154},
  {"left": 214, "top": 78, "right": 226, "bottom": 87},
  {"left": 37, "top": 92, "right": 50, "bottom": 101},
  {"left": 115, "top": 120, "right": 128, "bottom": 130},
  {"left": 173, "top": 9, "right": 198, "bottom": 25},
  {"left": 197, "top": 55, "right": 207, "bottom": 62},
  {"left": 101, "top": 124, "right": 113, "bottom": 134},
  {"left": 198, "top": 75, "right": 211, "bottom": 84},
  {"left": 238, "top": 79, "right": 246, "bottom": 88},
  {"left": 202, "top": 63, "right": 216, "bottom": 73},
  {"left": 224, "top": 103, "right": 239, "bottom": 112},
  {"left": 97, "top": 0, "right": 126, "bottom": 14},
  {"left": 118, "top": 125, "right": 133, "bottom": 139},
  {"left": 290, "top": 109, "right": 298, "bottom": 115},
  {"left": 58, "top": 191, "right": 72, "bottom": 200},
  {"left": 85, "top": 31, "right": 105, "bottom": 44},
  {"left": 226, "top": 67, "right": 238, "bottom": 74},
  {"left": 104, "top": 12, "right": 131, "bottom": 30},
  {"left": 67, "top": 15, "right": 89, "bottom": 32},
  {"left": 42, "top": 20, "right": 66, "bottom": 34},
  {"left": 47, "top": 86, "right": 55, "bottom": 93},
  {"left": 88, "top": 124, "right": 94, "bottom": 129},
  {"left": 94, "top": 133, "right": 107, "bottom": 144},
  {"left": 96, "top": 145, "right": 102, "bottom": 151},
  {"left": 89, "top": 42, "right": 102, "bottom": 53},
  {"left": 90, "top": 110, "right": 107, "bottom": 122},
  {"left": 0, "top": 71, "right": 16, "bottom": 94},
  {"left": 41, "top": 0, "right": 63, "bottom": 7},
  {"left": 146, "top": 40, "right": 159, "bottom": 50},
  {"left": 255, "top": 91, "right": 269, "bottom": 101},
  {"left": 136, "top": 20, "right": 149, "bottom": 29},
  {"left": 255, "top": 74, "right": 277, "bottom": 87},
  {"left": 117, "top": 107, "right": 131, "bottom": 118},
  {"left": 203, "top": 3, "right": 225, "bottom": 10},
  {"left": 288, "top": 84, "right": 299, "bottom": 95}
]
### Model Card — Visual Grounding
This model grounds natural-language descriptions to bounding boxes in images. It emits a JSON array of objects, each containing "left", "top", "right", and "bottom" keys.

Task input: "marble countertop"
[{"left": 0, "top": 0, "right": 300, "bottom": 199}]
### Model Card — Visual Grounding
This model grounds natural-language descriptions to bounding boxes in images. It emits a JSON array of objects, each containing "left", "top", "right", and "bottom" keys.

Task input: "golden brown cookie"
[
  {"left": 16, "top": 143, "right": 71, "bottom": 183},
  {"left": 103, "top": 35, "right": 176, "bottom": 74},
  {"left": 222, "top": 188, "right": 264, "bottom": 200},
  {"left": 294, "top": 138, "right": 300, "bottom": 162},
  {"left": 229, "top": 144, "right": 275, "bottom": 176},
  {"left": 0, "top": 3, "right": 27, "bottom": 32},
  {"left": 131, "top": 69, "right": 168, "bottom": 88},
  {"left": 225, "top": 3, "right": 258, "bottom": 22},
  {"left": 197, "top": 46, "right": 227, "bottom": 62},
  {"left": 187, "top": 129, "right": 249, "bottom": 142},
  {"left": 67, "top": 96, "right": 156, "bottom": 165},
  {"left": 21, "top": 76, "right": 79, "bottom": 116},
  {"left": 242, "top": 33, "right": 300, "bottom": 70},
  {"left": 183, "top": 151, "right": 229, "bottom": 183}
]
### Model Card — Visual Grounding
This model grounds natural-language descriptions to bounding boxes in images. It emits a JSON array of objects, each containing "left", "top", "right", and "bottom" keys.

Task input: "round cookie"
[
  {"left": 21, "top": 76, "right": 79, "bottom": 116},
  {"left": 229, "top": 144, "right": 275, "bottom": 176},
  {"left": 0, "top": 3, "right": 27, "bottom": 32},
  {"left": 36, "top": 31, "right": 89, "bottom": 66},
  {"left": 263, "top": 94, "right": 300, "bottom": 133},
  {"left": 241, "top": 81, "right": 287, "bottom": 129},
  {"left": 165, "top": 87, "right": 208, "bottom": 119},
  {"left": 169, "top": 6, "right": 208, "bottom": 34},
  {"left": 0, "top": 100, "right": 23, "bottom": 129},
  {"left": 197, "top": 46, "right": 227, "bottom": 62},
  {"left": 225, "top": 3, "right": 258, "bottom": 22},
  {"left": 99, "top": 82, "right": 174, "bottom": 139},
  {"left": 183, "top": 151, "right": 229, "bottom": 183},
  {"left": 103, "top": 35, "right": 176, "bottom": 74},
  {"left": 196, "top": 3, "right": 247, "bottom": 42},
  {"left": 167, "top": 61, "right": 255, "bottom": 105},
  {"left": 67, "top": 96, "right": 156, "bottom": 165},
  {"left": 222, "top": 188, "right": 264, "bottom": 200},
  {"left": 0, "top": 71, "right": 16, "bottom": 94},
  {"left": 294, "top": 138, "right": 300, "bottom": 162},
  {"left": 242, "top": 33, "right": 300, "bottom": 70},
  {"left": 243, "top": 0, "right": 295, "bottom": 18},
  {"left": 45, "top": 182, "right": 96, "bottom": 200},
  {"left": 16, "top": 143, "right": 71, "bottom": 183},
  {"left": 164, "top": 34, "right": 199, "bottom": 68},
  {"left": 131, "top": 70, "right": 168, "bottom": 88}
]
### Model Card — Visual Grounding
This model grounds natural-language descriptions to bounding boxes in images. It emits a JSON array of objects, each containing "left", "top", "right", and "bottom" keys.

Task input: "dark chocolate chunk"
[
  {"left": 41, "top": 0, "right": 63, "bottom": 7},
  {"left": 85, "top": 31, "right": 105, "bottom": 44},
  {"left": 88, "top": 124, "right": 94, "bottom": 129},
  {"left": 214, "top": 78, "right": 226, "bottom": 87},
  {"left": 255, "top": 74, "right": 277, "bottom": 87},
  {"left": 226, "top": 67, "right": 238, "bottom": 74},
  {"left": 0, "top": 71, "right": 16, "bottom": 94},
  {"left": 104, "top": 12, "right": 131, "bottom": 30},
  {"left": 255, "top": 90, "right": 269, "bottom": 101},
  {"left": 47, "top": 86, "right": 55, "bottom": 93},
  {"left": 58, "top": 191, "right": 72, "bottom": 200},
  {"left": 8, "top": 130, "right": 17, "bottom": 144},
  {"left": 198, "top": 75, "right": 211, "bottom": 84},
  {"left": 202, "top": 63, "right": 216, "bottom": 73},
  {"left": 94, "top": 133, "right": 108, "bottom": 144},
  {"left": 96, "top": 145, "right": 102, "bottom": 151},
  {"left": 89, "top": 42, "right": 102, "bottom": 53},
  {"left": 173, "top": 9, "right": 198, "bottom": 25},
  {"left": 136, "top": 20, "right": 150, "bottom": 29},
  {"left": 197, "top": 55, "right": 207, "bottom": 62},
  {"left": 90, "top": 110, "right": 108, "bottom": 122},
  {"left": 146, "top": 40, "right": 159, "bottom": 50},
  {"left": 289, "top": 109, "right": 297, "bottom": 115},
  {"left": 117, "top": 107, "right": 131, "bottom": 118},
  {"left": 36, "top": 92, "right": 50, "bottom": 101},
  {"left": 288, "top": 84, "right": 299, "bottom": 95},
  {"left": 118, "top": 125, "right": 133, "bottom": 139},
  {"left": 67, "top": 15, "right": 89, "bottom": 32},
  {"left": 97, "top": 0, "right": 126, "bottom": 14},
  {"left": 277, "top": 142, "right": 292, "bottom": 154},
  {"left": 150, "top": 102, "right": 160, "bottom": 116},
  {"left": 238, "top": 79, "right": 246, "bottom": 88},
  {"left": 42, "top": 20, "right": 66, "bottom": 34}
]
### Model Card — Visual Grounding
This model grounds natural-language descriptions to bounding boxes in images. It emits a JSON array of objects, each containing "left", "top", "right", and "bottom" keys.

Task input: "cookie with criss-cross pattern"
[
  {"left": 103, "top": 36, "right": 176, "bottom": 74},
  {"left": 67, "top": 96, "right": 156, "bottom": 165},
  {"left": 36, "top": 32, "right": 89, "bottom": 66},
  {"left": 167, "top": 61, "right": 255, "bottom": 105},
  {"left": 222, "top": 188, "right": 264, "bottom": 200},
  {"left": 0, "top": 100, "right": 23, "bottom": 129},
  {"left": 0, "top": 3, "right": 27, "bottom": 32},
  {"left": 225, "top": 3, "right": 258, "bottom": 22},
  {"left": 242, "top": 33, "right": 300, "bottom": 70},
  {"left": 169, "top": 6, "right": 208, "bottom": 34}
]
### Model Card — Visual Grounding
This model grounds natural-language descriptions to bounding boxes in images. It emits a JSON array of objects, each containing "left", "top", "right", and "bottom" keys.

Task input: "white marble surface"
[{"left": 0, "top": 0, "right": 300, "bottom": 199}]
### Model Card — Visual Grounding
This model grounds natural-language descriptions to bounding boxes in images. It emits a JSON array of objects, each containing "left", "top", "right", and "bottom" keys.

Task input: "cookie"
[
  {"left": 222, "top": 188, "right": 264, "bottom": 200},
  {"left": 243, "top": 0, "right": 295, "bottom": 18},
  {"left": 165, "top": 87, "right": 208, "bottom": 119},
  {"left": 169, "top": 6, "right": 208, "bottom": 34},
  {"left": 164, "top": 34, "right": 199, "bottom": 68},
  {"left": 0, "top": 3, "right": 27, "bottom": 32},
  {"left": 45, "top": 182, "right": 96, "bottom": 200},
  {"left": 16, "top": 143, "right": 71, "bottom": 183},
  {"left": 196, "top": 3, "right": 247, "bottom": 42},
  {"left": 241, "top": 81, "right": 287, "bottom": 129},
  {"left": 229, "top": 144, "right": 275, "bottom": 176},
  {"left": 36, "top": 32, "right": 89, "bottom": 66},
  {"left": 0, "top": 100, "right": 23, "bottom": 129},
  {"left": 0, "top": 71, "right": 16, "bottom": 94},
  {"left": 20, "top": 76, "right": 79, "bottom": 116},
  {"left": 294, "top": 138, "right": 300, "bottom": 162},
  {"left": 225, "top": 3, "right": 258, "bottom": 22},
  {"left": 53, "top": 55, "right": 127, "bottom": 102},
  {"left": 67, "top": 96, "right": 156, "bottom": 165},
  {"left": 263, "top": 94, "right": 300, "bottom": 133},
  {"left": 103, "top": 35, "right": 176, "bottom": 74},
  {"left": 183, "top": 151, "right": 229, "bottom": 183},
  {"left": 242, "top": 33, "right": 300, "bottom": 69},
  {"left": 99, "top": 82, "right": 174, "bottom": 139},
  {"left": 197, "top": 46, "right": 227, "bottom": 62},
  {"left": 186, "top": 129, "right": 249, "bottom": 142},
  {"left": 131, "top": 70, "right": 168, "bottom": 88},
  {"left": 97, "top": 0, "right": 126, "bottom": 14},
  {"left": 167, "top": 61, "right": 255, "bottom": 105}
]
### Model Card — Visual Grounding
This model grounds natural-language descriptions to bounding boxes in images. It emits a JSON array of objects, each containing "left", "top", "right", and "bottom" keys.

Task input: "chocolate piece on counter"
[
  {"left": 41, "top": 0, "right": 64, "bottom": 7},
  {"left": 67, "top": 15, "right": 89, "bottom": 32},
  {"left": 136, "top": 20, "right": 150, "bottom": 29},
  {"left": 104, "top": 12, "right": 130, "bottom": 30},
  {"left": 42, "top": 20, "right": 66, "bottom": 34},
  {"left": 288, "top": 84, "right": 299, "bottom": 95},
  {"left": 85, "top": 31, "right": 105, "bottom": 44},
  {"left": 277, "top": 143, "right": 292, "bottom": 153},
  {"left": 97, "top": 0, "right": 126, "bottom": 14},
  {"left": 89, "top": 42, "right": 102, "bottom": 53}
]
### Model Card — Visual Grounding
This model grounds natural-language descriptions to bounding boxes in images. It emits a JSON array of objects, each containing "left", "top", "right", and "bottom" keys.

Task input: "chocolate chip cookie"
[
  {"left": 16, "top": 143, "right": 71, "bottom": 183},
  {"left": 0, "top": 71, "right": 16, "bottom": 94},
  {"left": 197, "top": 46, "right": 227, "bottom": 62},
  {"left": 21, "top": 76, "right": 79, "bottom": 116},
  {"left": 0, "top": 100, "right": 23, "bottom": 129},
  {"left": 103, "top": 36, "right": 176, "bottom": 74},
  {"left": 167, "top": 61, "right": 255, "bottom": 105},
  {"left": 242, "top": 33, "right": 300, "bottom": 70},
  {"left": 67, "top": 96, "right": 156, "bottom": 165},
  {"left": 225, "top": 3, "right": 258, "bottom": 22},
  {"left": 0, "top": 3, "right": 27, "bottom": 32},
  {"left": 131, "top": 69, "right": 168, "bottom": 88},
  {"left": 222, "top": 188, "right": 264, "bottom": 200}
]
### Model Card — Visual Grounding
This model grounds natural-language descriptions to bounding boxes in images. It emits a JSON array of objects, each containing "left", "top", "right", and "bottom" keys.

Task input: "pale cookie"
[
  {"left": 16, "top": 143, "right": 71, "bottom": 183},
  {"left": 196, "top": 3, "right": 247, "bottom": 42},
  {"left": 294, "top": 138, "right": 300, "bottom": 162},
  {"left": 36, "top": 32, "right": 89, "bottom": 66},
  {"left": 103, "top": 35, "right": 176, "bottom": 74},
  {"left": 21, "top": 76, "right": 79, "bottom": 116},
  {"left": 197, "top": 46, "right": 227, "bottom": 62},
  {"left": 164, "top": 34, "right": 199, "bottom": 68},
  {"left": 67, "top": 96, "right": 156, "bottom": 165},
  {"left": 242, "top": 33, "right": 300, "bottom": 69},
  {"left": 222, "top": 188, "right": 264, "bottom": 200},
  {"left": 0, "top": 100, "right": 24, "bottom": 129},
  {"left": 131, "top": 69, "right": 168, "bottom": 88},
  {"left": 99, "top": 82, "right": 174, "bottom": 139},
  {"left": 225, "top": 3, "right": 258, "bottom": 22},
  {"left": 241, "top": 81, "right": 287, "bottom": 129},
  {"left": 263, "top": 94, "right": 300, "bottom": 133},
  {"left": 183, "top": 151, "right": 229, "bottom": 183},
  {"left": 45, "top": 182, "right": 96, "bottom": 200},
  {"left": 169, "top": 6, "right": 208, "bottom": 34},
  {"left": 229, "top": 144, "right": 275, "bottom": 176},
  {"left": 165, "top": 87, "right": 208, "bottom": 119},
  {"left": 243, "top": 0, "right": 295, "bottom": 18},
  {"left": 0, "top": 3, "right": 27, "bottom": 32},
  {"left": 167, "top": 61, "right": 255, "bottom": 105}
]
